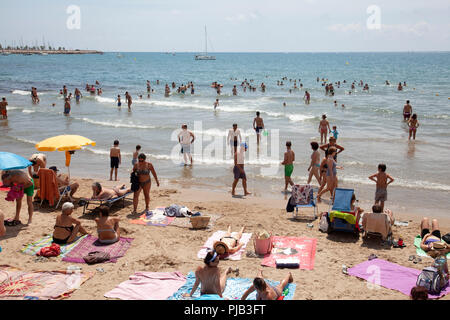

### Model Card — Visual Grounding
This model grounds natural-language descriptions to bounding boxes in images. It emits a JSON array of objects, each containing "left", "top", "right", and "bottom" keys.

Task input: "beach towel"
[
  {"left": 129, "top": 207, "right": 175, "bottom": 227},
  {"left": 105, "top": 272, "right": 186, "bottom": 300},
  {"left": 347, "top": 258, "right": 450, "bottom": 299},
  {"left": 261, "top": 236, "right": 317, "bottom": 270},
  {"left": 62, "top": 235, "right": 133, "bottom": 264},
  {"left": 38, "top": 168, "right": 59, "bottom": 206},
  {"left": 170, "top": 213, "right": 222, "bottom": 229},
  {"left": 414, "top": 235, "right": 450, "bottom": 259},
  {"left": 197, "top": 231, "right": 252, "bottom": 261},
  {"left": 0, "top": 265, "right": 93, "bottom": 300},
  {"left": 290, "top": 185, "right": 312, "bottom": 205},
  {"left": 21, "top": 234, "right": 88, "bottom": 257},
  {"left": 167, "top": 271, "right": 296, "bottom": 300}
]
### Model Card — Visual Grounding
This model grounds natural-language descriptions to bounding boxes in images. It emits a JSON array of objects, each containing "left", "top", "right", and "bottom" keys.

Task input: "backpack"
[
  {"left": 416, "top": 266, "right": 448, "bottom": 295},
  {"left": 443, "top": 233, "right": 450, "bottom": 244}
]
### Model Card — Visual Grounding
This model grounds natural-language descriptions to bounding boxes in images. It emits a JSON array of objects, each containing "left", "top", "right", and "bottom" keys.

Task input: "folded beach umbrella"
[{"left": 0, "top": 151, "right": 33, "bottom": 170}]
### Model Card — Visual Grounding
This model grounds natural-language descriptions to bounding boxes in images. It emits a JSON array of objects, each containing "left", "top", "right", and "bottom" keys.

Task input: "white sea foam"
[
  {"left": 75, "top": 117, "right": 159, "bottom": 129},
  {"left": 12, "top": 90, "right": 30, "bottom": 96}
]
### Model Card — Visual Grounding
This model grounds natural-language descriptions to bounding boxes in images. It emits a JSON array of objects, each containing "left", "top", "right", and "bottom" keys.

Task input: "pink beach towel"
[
  {"left": 62, "top": 235, "right": 133, "bottom": 264},
  {"left": 104, "top": 271, "right": 186, "bottom": 300},
  {"left": 261, "top": 236, "right": 317, "bottom": 270},
  {"left": 347, "top": 258, "right": 450, "bottom": 299},
  {"left": 197, "top": 231, "right": 252, "bottom": 261}
]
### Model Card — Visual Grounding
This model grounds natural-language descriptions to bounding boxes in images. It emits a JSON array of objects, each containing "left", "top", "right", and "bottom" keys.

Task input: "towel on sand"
[
  {"left": 105, "top": 272, "right": 186, "bottom": 300},
  {"left": 197, "top": 231, "right": 252, "bottom": 261},
  {"left": 167, "top": 271, "right": 296, "bottom": 300},
  {"left": 348, "top": 258, "right": 450, "bottom": 299},
  {"left": 129, "top": 207, "right": 175, "bottom": 227},
  {"left": 21, "top": 234, "right": 88, "bottom": 257},
  {"left": 414, "top": 235, "right": 450, "bottom": 259},
  {"left": 62, "top": 235, "right": 133, "bottom": 264},
  {"left": 0, "top": 265, "right": 93, "bottom": 300}
]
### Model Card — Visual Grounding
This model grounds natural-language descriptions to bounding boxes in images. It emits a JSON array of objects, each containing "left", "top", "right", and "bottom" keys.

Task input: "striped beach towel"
[{"left": 21, "top": 234, "right": 88, "bottom": 257}]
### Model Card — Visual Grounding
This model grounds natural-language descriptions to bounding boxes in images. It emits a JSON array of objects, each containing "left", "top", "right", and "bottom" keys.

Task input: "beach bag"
[
  {"left": 5, "top": 185, "right": 24, "bottom": 201},
  {"left": 83, "top": 251, "right": 111, "bottom": 265},
  {"left": 443, "top": 233, "right": 450, "bottom": 244},
  {"left": 286, "top": 196, "right": 295, "bottom": 212},
  {"left": 319, "top": 213, "right": 330, "bottom": 233},
  {"left": 416, "top": 266, "right": 448, "bottom": 295},
  {"left": 130, "top": 172, "right": 140, "bottom": 192},
  {"left": 253, "top": 231, "right": 273, "bottom": 255}
]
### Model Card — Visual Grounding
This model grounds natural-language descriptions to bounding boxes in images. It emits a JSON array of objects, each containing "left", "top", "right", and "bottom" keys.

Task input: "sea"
[{"left": 0, "top": 52, "right": 449, "bottom": 217}]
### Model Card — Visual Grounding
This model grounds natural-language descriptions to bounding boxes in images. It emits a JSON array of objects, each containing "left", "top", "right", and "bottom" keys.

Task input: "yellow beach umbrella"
[{"left": 35, "top": 135, "right": 95, "bottom": 177}]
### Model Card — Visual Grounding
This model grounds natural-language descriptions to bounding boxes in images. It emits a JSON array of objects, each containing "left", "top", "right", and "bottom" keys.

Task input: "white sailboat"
[{"left": 195, "top": 26, "right": 215, "bottom": 60}]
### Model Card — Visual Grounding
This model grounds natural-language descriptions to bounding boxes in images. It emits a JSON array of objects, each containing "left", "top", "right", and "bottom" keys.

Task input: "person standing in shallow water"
[{"left": 125, "top": 92, "right": 132, "bottom": 110}]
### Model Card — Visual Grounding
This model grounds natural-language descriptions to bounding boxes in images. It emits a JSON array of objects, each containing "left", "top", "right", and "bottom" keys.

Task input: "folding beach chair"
[
  {"left": 82, "top": 192, "right": 133, "bottom": 214},
  {"left": 327, "top": 188, "right": 358, "bottom": 234},
  {"left": 55, "top": 185, "right": 73, "bottom": 209},
  {"left": 288, "top": 185, "right": 317, "bottom": 220}
]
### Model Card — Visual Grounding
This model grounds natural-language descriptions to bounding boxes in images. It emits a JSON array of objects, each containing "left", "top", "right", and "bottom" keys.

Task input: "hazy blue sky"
[{"left": 1, "top": 0, "right": 449, "bottom": 52}]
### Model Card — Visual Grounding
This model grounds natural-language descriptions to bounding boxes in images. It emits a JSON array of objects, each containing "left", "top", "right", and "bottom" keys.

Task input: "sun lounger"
[
  {"left": 82, "top": 192, "right": 133, "bottom": 214},
  {"left": 327, "top": 188, "right": 358, "bottom": 234}
]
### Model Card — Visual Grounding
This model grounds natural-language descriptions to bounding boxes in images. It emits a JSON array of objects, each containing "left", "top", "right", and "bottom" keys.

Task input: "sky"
[{"left": 0, "top": 0, "right": 449, "bottom": 52}]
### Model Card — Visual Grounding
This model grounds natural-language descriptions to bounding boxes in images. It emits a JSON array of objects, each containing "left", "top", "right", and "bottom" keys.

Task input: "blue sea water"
[{"left": 0, "top": 52, "right": 449, "bottom": 215}]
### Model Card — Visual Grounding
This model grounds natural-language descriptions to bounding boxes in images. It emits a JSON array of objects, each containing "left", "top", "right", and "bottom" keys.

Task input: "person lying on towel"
[
  {"left": 90, "top": 182, "right": 131, "bottom": 200},
  {"left": 420, "top": 217, "right": 450, "bottom": 258},
  {"left": 241, "top": 269, "right": 293, "bottom": 300},
  {"left": 49, "top": 166, "right": 80, "bottom": 197},
  {"left": 95, "top": 206, "right": 120, "bottom": 244},
  {"left": 52, "top": 202, "right": 89, "bottom": 244},
  {"left": 184, "top": 250, "right": 236, "bottom": 299},
  {"left": 213, "top": 225, "right": 245, "bottom": 257}
]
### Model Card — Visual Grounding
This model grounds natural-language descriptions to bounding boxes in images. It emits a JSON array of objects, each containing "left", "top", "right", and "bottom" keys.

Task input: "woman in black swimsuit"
[
  {"left": 132, "top": 153, "right": 160, "bottom": 214},
  {"left": 52, "top": 202, "right": 88, "bottom": 244}
]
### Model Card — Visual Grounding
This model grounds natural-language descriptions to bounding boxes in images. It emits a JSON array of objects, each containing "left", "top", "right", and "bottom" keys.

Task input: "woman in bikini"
[
  {"left": 241, "top": 270, "right": 293, "bottom": 300},
  {"left": 317, "top": 147, "right": 341, "bottom": 202},
  {"left": 213, "top": 226, "right": 245, "bottom": 257},
  {"left": 132, "top": 153, "right": 159, "bottom": 214},
  {"left": 90, "top": 182, "right": 131, "bottom": 200},
  {"left": 319, "top": 115, "right": 331, "bottom": 144},
  {"left": 95, "top": 206, "right": 120, "bottom": 244},
  {"left": 408, "top": 114, "right": 419, "bottom": 140},
  {"left": 52, "top": 202, "right": 88, "bottom": 245},
  {"left": 419, "top": 218, "right": 450, "bottom": 258},
  {"left": 320, "top": 136, "right": 344, "bottom": 162}
]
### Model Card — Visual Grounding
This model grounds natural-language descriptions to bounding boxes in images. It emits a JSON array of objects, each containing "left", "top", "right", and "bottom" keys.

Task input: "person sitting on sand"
[
  {"left": 184, "top": 250, "right": 234, "bottom": 298},
  {"left": 1, "top": 170, "right": 34, "bottom": 224},
  {"left": 419, "top": 217, "right": 450, "bottom": 258},
  {"left": 241, "top": 270, "right": 293, "bottom": 300},
  {"left": 90, "top": 182, "right": 131, "bottom": 200},
  {"left": 213, "top": 226, "right": 246, "bottom": 257},
  {"left": 95, "top": 205, "right": 120, "bottom": 244},
  {"left": 49, "top": 166, "right": 79, "bottom": 197},
  {"left": 52, "top": 202, "right": 89, "bottom": 245},
  {"left": 0, "top": 209, "right": 5, "bottom": 237}
]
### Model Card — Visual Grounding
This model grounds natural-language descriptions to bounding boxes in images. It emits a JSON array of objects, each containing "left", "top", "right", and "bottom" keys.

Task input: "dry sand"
[{"left": 0, "top": 177, "right": 449, "bottom": 300}]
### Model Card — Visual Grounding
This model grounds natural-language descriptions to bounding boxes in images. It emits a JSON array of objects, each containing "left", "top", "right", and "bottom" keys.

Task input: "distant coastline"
[{"left": 1, "top": 49, "right": 103, "bottom": 55}]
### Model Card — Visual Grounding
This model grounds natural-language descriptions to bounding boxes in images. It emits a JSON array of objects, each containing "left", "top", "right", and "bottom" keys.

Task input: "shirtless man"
[
  {"left": 74, "top": 88, "right": 82, "bottom": 103},
  {"left": 165, "top": 84, "right": 170, "bottom": 97},
  {"left": 307, "top": 141, "right": 321, "bottom": 185},
  {"left": 232, "top": 85, "right": 237, "bottom": 96},
  {"left": 125, "top": 92, "right": 132, "bottom": 110},
  {"left": 0, "top": 97, "right": 8, "bottom": 119},
  {"left": 281, "top": 141, "right": 295, "bottom": 192},
  {"left": 398, "top": 82, "right": 403, "bottom": 91},
  {"left": 109, "top": 140, "right": 121, "bottom": 181},
  {"left": 184, "top": 250, "right": 233, "bottom": 298},
  {"left": 253, "top": 111, "right": 265, "bottom": 146},
  {"left": 368, "top": 164, "right": 394, "bottom": 211},
  {"left": 232, "top": 142, "right": 251, "bottom": 196},
  {"left": 63, "top": 98, "right": 71, "bottom": 115},
  {"left": 403, "top": 100, "right": 412, "bottom": 121},
  {"left": 319, "top": 114, "right": 331, "bottom": 144},
  {"left": 213, "top": 226, "right": 246, "bottom": 257},
  {"left": 62, "top": 85, "right": 68, "bottom": 100},
  {"left": 49, "top": 166, "right": 79, "bottom": 197},
  {"left": 1, "top": 170, "right": 35, "bottom": 224},
  {"left": 241, "top": 270, "right": 293, "bottom": 300},
  {"left": 31, "top": 87, "right": 39, "bottom": 103},
  {"left": 90, "top": 182, "right": 131, "bottom": 200}
]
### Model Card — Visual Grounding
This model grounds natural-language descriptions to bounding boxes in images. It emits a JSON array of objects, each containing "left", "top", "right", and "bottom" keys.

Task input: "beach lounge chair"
[
  {"left": 288, "top": 185, "right": 317, "bottom": 220},
  {"left": 82, "top": 192, "right": 133, "bottom": 214},
  {"left": 327, "top": 188, "right": 358, "bottom": 234},
  {"left": 361, "top": 210, "right": 394, "bottom": 242}
]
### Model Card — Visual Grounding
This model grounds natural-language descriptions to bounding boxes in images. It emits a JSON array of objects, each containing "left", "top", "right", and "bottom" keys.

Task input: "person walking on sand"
[
  {"left": 0, "top": 97, "right": 8, "bottom": 119},
  {"left": 132, "top": 153, "right": 160, "bottom": 214},
  {"left": 253, "top": 111, "right": 265, "bottom": 146},
  {"left": 178, "top": 124, "right": 195, "bottom": 166},
  {"left": 368, "top": 164, "right": 394, "bottom": 212},
  {"left": 125, "top": 91, "right": 132, "bottom": 110},
  {"left": 109, "top": 140, "right": 121, "bottom": 181},
  {"left": 241, "top": 270, "right": 293, "bottom": 300},
  {"left": 408, "top": 114, "right": 419, "bottom": 140},
  {"left": 403, "top": 100, "right": 412, "bottom": 121},
  {"left": 307, "top": 142, "right": 321, "bottom": 185},
  {"left": 281, "top": 141, "right": 295, "bottom": 192},
  {"left": 319, "top": 114, "right": 331, "bottom": 144},
  {"left": 1, "top": 170, "right": 35, "bottom": 224},
  {"left": 232, "top": 142, "right": 251, "bottom": 196}
]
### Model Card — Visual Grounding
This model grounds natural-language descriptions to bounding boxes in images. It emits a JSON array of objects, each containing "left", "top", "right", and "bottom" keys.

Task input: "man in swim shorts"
[
  {"left": 253, "top": 111, "right": 265, "bottom": 146},
  {"left": 281, "top": 141, "right": 295, "bottom": 192},
  {"left": 1, "top": 170, "right": 35, "bottom": 224},
  {"left": 109, "top": 140, "right": 121, "bottom": 181},
  {"left": 232, "top": 142, "right": 251, "bottom": 196}
]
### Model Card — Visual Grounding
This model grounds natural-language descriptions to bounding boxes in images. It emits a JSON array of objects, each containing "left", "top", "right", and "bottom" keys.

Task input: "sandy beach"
[{"left": 1, "top": 176, "right": 448, "bottom": 300}]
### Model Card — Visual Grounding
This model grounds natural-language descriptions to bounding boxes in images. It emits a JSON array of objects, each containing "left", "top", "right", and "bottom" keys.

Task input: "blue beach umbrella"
[{"left": 0, "top": 152, "right": 33, "bottom": 170}]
